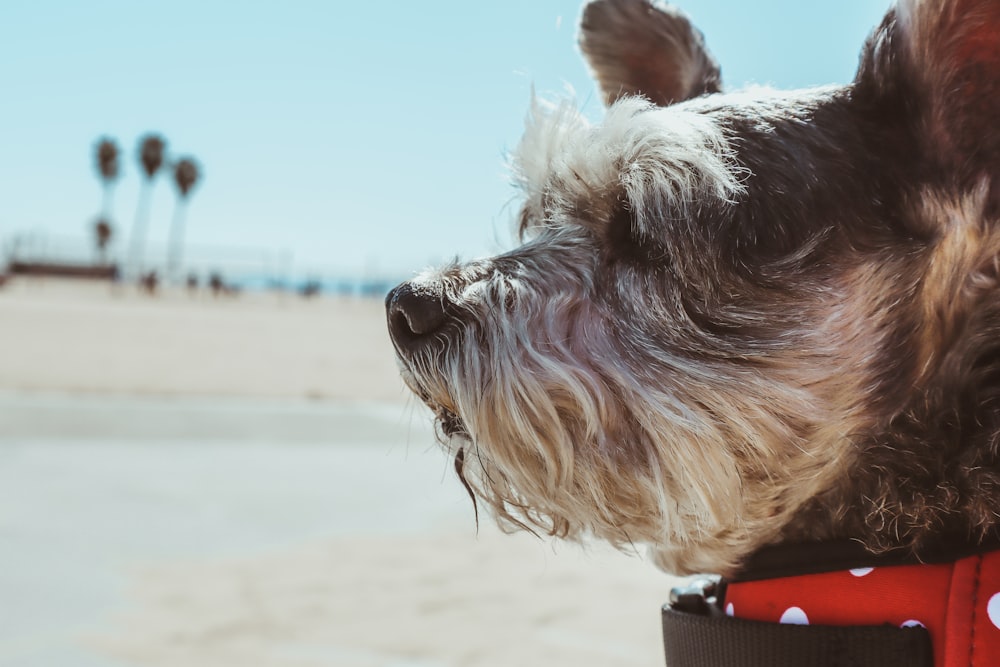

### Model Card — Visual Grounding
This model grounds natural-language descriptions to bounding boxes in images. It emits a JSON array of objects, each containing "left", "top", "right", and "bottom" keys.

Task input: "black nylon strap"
[{"left": 661, "top": 607, "right": 933, "bottom": 667}]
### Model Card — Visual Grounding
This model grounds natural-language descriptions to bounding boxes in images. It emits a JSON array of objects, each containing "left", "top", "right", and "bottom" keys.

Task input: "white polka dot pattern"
[
  {"left": 988, "top": 592, "right": 1000, "bottom": 630},
  {"left": 779, "top": 606, "right": 809, "bottom": 625}
]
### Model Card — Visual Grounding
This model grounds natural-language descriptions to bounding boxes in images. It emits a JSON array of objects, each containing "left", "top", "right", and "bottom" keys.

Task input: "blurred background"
[{"left": 0, "top": 1, "right": 889, "bottom": 666}]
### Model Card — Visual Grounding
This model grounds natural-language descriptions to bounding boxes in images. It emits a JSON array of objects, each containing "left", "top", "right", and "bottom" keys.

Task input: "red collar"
[{"left": 723, "top": 549, "right": 1000, "bottom": 667}]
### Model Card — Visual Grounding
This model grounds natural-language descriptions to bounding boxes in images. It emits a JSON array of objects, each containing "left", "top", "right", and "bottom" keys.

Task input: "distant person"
[{"left": 139, "top": 271, "right": 158, "bottom": 295}]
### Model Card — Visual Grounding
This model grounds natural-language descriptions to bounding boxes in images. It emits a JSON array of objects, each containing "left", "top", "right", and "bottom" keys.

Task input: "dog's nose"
[{"left": 386, "top": 282, "right": 447, "bottom": 350}]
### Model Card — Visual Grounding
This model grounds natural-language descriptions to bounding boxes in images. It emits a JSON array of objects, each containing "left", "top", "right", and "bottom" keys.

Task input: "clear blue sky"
[{"left": 0, "top": 0, "right": 890, "bottom": 279}]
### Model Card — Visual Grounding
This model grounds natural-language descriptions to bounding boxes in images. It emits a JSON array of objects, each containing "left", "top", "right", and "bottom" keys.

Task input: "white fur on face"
[{"left": 513, "top": 96, "right": 745, "bottom": 240}]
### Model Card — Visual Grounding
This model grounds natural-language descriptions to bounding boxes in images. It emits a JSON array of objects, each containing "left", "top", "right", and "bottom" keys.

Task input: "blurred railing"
[{"left": 1, "top": 231, "right": 404, "bottom": 298}]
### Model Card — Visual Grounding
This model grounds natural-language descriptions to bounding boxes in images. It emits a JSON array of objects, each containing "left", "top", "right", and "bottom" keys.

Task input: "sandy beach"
[{"left": 0, "top": 279, "right": 681, "bottom": 667}]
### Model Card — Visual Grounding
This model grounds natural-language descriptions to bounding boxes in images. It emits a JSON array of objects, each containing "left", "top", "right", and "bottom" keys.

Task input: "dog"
[{"left": 387, "top": 0, "right": 1000, "bottom": 662}]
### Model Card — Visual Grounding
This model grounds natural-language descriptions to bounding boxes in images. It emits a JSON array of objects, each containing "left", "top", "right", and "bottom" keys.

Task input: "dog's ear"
[
  {"left": 579, "top": 0, "right": 721, "bottom": 107},
  {"left": 857, "top": 0, "right": 1000, "bottom": 182}
]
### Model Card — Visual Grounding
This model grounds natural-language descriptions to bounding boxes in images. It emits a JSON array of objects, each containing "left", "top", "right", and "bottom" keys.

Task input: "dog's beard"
[
  {"left": 396, "top": 257, "right": 900, "bottom": 576},
  {"left": 391, "top": 215, "right": 869, "bottom": 576}
]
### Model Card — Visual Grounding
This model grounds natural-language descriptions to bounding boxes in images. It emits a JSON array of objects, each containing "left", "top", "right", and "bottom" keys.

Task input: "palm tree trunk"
[
  {"left": 167, "top": 198, "right": 188, "bottom": 279},
  {"left": 101, "top": 183, "right": 114, "bottom": 220},
  {"left": 129, "top": 182, "right": 153, "bottom": 277}
]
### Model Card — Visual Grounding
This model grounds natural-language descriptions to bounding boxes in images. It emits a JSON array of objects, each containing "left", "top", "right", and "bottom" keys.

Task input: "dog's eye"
[{"left": 605, "top": 198, "right": 654, "bottom": 263}]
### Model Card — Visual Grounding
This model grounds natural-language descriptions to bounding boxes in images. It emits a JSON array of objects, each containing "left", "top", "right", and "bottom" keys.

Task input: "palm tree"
[
  {"left": 167, "top": 157, "right": 200, "bottom": 277},
  {"left": 128, "top": 133, "right": 167, "bottom": 276},
  {"left": 94, "top": 137, "right": 120, "bottom": 220}
]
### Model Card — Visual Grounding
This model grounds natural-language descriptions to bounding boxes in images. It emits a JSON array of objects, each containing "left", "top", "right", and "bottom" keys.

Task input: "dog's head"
[{"left": 387, "top": 0, "right": 1000, "bottom": 575}]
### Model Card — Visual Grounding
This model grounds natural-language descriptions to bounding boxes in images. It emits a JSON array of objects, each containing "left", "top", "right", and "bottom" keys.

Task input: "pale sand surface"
[
  {"left": 0, "top": 278, "right": 409, "bottom": 402},
  {"left": 0, "top": 280, "right": 681, "bottom": 667}
]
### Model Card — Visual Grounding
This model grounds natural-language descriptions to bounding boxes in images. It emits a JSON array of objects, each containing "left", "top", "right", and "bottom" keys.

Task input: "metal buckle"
[{"left": 668, "top": 575, "right": 724, "bottom": 616}]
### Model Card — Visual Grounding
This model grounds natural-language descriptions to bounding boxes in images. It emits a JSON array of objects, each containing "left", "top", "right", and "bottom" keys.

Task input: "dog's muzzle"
[{"left": 385, "top": 282, "right": 449, "bottom": 354}]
